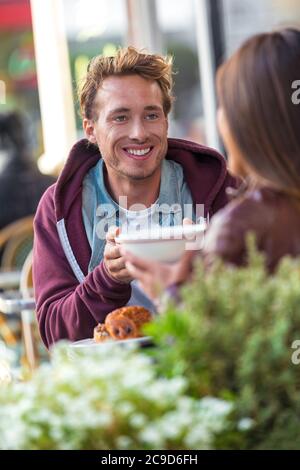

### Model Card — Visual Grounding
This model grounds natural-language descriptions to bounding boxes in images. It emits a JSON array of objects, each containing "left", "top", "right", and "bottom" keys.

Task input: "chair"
[
  {"left": 0, "top": 215, "right": 34, "bottom": 270},
  {"left": 0, "top": 248, "right": 43, "bottom": 370},
  {"left": 20, "top": 249, "right": 33, "bottom": 298},
  {"left": 0, "top": 216, "right": 34, "bottom": 358},
  {"left": 19, "top": 249, "right": 38, "bottom": 370}
]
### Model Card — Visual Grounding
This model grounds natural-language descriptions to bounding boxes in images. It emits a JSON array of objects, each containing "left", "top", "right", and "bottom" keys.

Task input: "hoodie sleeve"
[{"left": 33, "top": 192, "right": 131, "bottom": 348}]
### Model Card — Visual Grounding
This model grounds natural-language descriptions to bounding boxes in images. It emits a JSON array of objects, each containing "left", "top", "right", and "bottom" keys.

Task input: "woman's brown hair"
[
  {"left": 79, "top": 46, "right": 174, "bottom": 120},
  {"left": 216, "top": 28, "right": 300, "bottom": 198}
]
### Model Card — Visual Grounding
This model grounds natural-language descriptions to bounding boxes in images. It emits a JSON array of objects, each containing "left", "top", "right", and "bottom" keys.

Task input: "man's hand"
[{"left": 103, "top": 226, "right": 134, "bottom": 284}]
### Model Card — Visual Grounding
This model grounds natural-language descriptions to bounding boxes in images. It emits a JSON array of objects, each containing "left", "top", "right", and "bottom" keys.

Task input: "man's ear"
[{"left": 83, "top": 118, "right": 97, "bottom": 144}]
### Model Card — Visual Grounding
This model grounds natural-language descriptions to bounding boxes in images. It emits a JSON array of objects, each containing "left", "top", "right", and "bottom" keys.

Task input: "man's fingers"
[
  {"left": 114, "top": 268, "right": 133, "bottom": 283},
  {"left": 106, "top": 257, "right": 127, "bottom": 273},
  {"left": 183, "top": 217, "right": 194, "bottom": 225},
  {"left": 106, "top": 225, "right": 120, "bottom": 243},
  {"left": 103, "top": 230, "right": 135, "bottom": 283},
  {"left": 104, "top": 243, "right": 122, "bottom": 260}
]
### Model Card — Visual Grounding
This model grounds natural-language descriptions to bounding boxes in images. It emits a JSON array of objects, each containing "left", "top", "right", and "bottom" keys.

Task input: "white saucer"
[{"left": 71, "top": 336, "right": 153, "bottom": 348}]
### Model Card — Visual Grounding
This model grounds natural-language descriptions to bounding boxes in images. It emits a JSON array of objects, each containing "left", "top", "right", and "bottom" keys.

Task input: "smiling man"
[{"left": 33, "top": 47, "right": 237, "bottom": 347}]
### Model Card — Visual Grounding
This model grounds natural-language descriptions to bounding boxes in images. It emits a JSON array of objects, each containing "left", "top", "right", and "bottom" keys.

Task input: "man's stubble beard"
[
  {"left": 118, "top": 161, "right": 163, "bottom": 181},
  {"left": 107, "top": 152, "right": 165, "bottom": 181}
]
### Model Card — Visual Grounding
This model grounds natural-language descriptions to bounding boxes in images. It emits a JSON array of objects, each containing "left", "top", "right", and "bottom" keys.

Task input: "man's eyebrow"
[
  {"left": 107, "top": 105, "right": 163, "bottom": 118},
  {"left": 107, "top": 107, "right": 130, "bottom": 117},
  {"left": 144, "top": 105, "right": 163, "bottom": 111}
]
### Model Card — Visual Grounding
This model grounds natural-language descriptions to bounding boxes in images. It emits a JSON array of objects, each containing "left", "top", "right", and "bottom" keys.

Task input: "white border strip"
[{"left": 57, "top": 219, "right": 85, "bottom": 283}]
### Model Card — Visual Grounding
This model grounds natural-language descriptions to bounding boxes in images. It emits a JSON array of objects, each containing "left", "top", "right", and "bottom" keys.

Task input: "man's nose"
[{"left": 129, "top": 118, "right": 149, "bottom": 141}]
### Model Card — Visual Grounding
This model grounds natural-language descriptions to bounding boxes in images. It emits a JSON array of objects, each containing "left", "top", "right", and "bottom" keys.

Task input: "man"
[{"left": 33, "top": 46, "right": 236, "bottom": 347}]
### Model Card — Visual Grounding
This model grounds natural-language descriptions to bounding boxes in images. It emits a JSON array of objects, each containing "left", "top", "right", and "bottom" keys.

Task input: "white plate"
[{"left": 71, "top": 336, "right": 153, "bottom": 348}]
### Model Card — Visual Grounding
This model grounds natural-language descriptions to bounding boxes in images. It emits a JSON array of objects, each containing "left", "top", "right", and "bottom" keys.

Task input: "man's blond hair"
[{"left": 78, "top": 46, "right": 174, "bottom": 120}]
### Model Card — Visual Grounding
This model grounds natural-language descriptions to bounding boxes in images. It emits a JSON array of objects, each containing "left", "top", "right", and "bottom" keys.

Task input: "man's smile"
[{"left": 122, "top": 146, "right": 154, "bottom": 160}]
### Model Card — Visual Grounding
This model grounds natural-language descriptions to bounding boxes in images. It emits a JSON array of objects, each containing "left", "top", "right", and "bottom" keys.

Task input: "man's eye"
[
  {"left": 145, "top": 114, "right": 159, "bottom": 120},
  {"left": 114, "top": 115, "right": 127, "bottom": 122}
]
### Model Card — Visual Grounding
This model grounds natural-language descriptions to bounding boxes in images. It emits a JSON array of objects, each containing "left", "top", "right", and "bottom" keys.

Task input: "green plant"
[{"left": 144, "top": 240, "right": 300, "bottom": 449}]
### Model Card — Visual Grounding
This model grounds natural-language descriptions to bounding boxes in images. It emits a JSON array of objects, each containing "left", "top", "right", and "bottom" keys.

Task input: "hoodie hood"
[
  {"left": 167, "top": 138, "right": 228, "bottom": 212},
  {"left": 54, "top": 137, "right": 228, "bottom": 222}
]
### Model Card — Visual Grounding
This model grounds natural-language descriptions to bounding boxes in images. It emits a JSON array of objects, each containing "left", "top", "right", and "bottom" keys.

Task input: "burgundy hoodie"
[{"left": 33, "top": 138, "right": 236, "bottom": 347}]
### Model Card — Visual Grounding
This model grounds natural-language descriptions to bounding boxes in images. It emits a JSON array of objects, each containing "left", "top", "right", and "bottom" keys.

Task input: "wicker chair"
[
  {"left": 0, "top": 215, "right": 34, "bottom": 270},
  {"left": 0, "top": 248, "right": 43, "bottom": 370},
  {"left": 19, "top": 249, "right": 38, "bottom": 369},
  {"left": 0, "top": 216, "right": 34, "bottom": 352}
]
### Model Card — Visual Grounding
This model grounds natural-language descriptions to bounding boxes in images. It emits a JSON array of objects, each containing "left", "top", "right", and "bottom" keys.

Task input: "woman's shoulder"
[
  {"left": 204, "top": 187, "right": 276, "bottom": 265},
  {"left": 215, "top": 186, "right": 279, "bottom": 223}
]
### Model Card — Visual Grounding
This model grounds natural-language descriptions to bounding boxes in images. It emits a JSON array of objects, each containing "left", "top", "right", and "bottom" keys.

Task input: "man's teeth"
[{"left": 126, "top": 147, "right": 151, "bottom": 156}]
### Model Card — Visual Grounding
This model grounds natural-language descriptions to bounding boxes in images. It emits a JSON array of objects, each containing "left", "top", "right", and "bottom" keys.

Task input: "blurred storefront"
[
  {"left": 0, "top": 0, "right": 43, "bottom": 159},
  {"left": 63, "top": 0, "right": 128, "bottom": 135},
  {"left": 223, "top": 0, "right": 300, "bottom": 56}
]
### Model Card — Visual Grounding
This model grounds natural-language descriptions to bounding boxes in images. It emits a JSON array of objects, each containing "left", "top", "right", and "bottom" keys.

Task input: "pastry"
[{"left": 93, "top": 305, "right": 152, "bottom": 342}]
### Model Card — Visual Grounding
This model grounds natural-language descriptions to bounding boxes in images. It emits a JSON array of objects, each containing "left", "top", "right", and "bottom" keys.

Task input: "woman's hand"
[
  {"left": 121, "top": 218, "right": 196, "bottom": 299},
  {"left": 120, "top": 246, "right": 196, "bottom": 301}
]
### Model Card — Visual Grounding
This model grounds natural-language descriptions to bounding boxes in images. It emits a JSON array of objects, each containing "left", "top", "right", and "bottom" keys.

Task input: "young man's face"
[{"left": 84, "top": 74, "right": 169, "bottom": 181}]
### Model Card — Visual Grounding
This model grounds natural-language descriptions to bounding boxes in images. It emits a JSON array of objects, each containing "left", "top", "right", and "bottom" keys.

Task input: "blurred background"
[{"left": 0, "top": 0, "right": 299, "bottom": 174}]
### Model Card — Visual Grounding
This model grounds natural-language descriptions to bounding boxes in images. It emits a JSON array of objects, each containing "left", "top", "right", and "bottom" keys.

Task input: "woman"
[{"left": 122, "top": 28, "right": 300, "bottom": 301}]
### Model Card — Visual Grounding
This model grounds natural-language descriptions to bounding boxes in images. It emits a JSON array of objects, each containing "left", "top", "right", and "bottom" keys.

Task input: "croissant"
[{"left": 94, "top": 306, "right": 152, "bottom": 342}]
